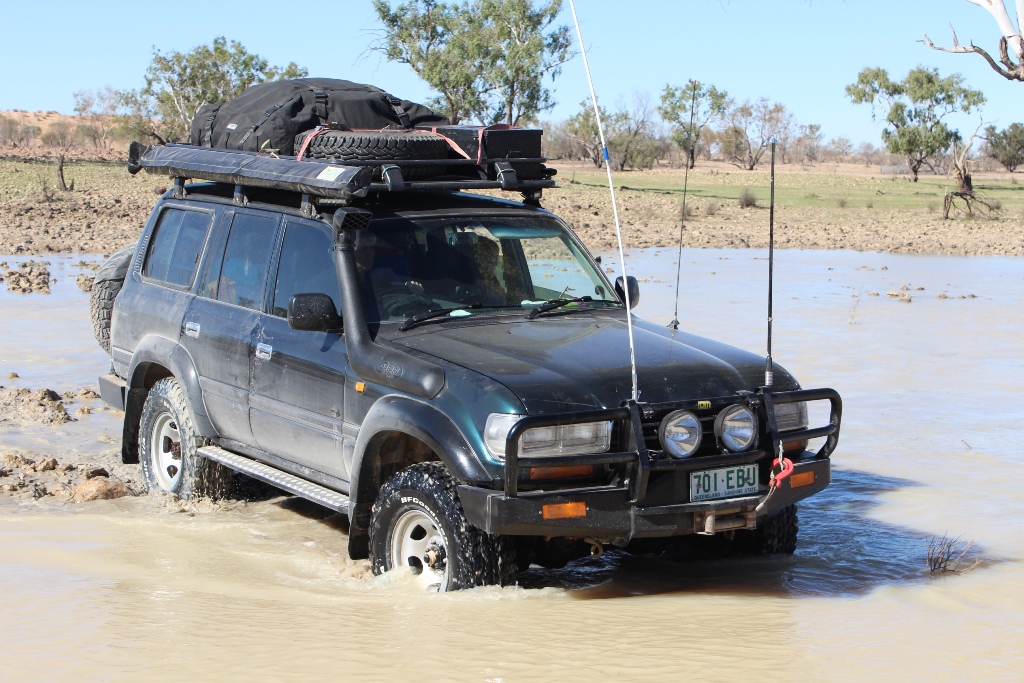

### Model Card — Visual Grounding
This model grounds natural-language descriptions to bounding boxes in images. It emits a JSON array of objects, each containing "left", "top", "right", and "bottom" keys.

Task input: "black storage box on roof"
[
  {"left": 190, "top": 78, "right": 449, "bottom": 156},
  {"left": 418, "top": 125, "right": 545, "bottom": 180}
]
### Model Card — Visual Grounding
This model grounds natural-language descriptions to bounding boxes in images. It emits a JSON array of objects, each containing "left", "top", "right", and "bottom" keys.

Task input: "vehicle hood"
[{"left": 387, "top": 314, "right": 798, "bottom": 414}]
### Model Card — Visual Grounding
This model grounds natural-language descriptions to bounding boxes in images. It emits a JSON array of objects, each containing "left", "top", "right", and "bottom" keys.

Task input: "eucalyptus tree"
[{"left": 846, "top": 66, "right": 985, "bottom": 182}]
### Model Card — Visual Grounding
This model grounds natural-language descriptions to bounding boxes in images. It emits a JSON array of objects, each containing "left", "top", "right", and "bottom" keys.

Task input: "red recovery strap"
[{"left": 294, "top": 126, "right": 325, "bottom": 162}]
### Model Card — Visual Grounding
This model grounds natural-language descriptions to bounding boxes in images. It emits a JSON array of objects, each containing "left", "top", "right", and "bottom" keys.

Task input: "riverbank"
[{"left": 2, "top": 153, "right": 1022, "bottom": 258}]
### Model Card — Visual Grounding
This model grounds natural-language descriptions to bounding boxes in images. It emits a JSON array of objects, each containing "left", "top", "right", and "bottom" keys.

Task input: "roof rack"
[{"left": 128, "top": 141, "right": 556, "bottom": 207}]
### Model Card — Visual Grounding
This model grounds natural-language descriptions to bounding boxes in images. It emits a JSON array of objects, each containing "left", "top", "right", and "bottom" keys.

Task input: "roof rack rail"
[{"left": 128, "top": 142, "right": 555, "bottom": 205}]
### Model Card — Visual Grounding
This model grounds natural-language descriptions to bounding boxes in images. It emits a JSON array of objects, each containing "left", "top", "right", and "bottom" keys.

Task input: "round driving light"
[
  {"left": 659, "top": 409, "right": 702, "bottom": 458},
  {"left": 715, "top": 404, "right": 758, "bottom": 452}
]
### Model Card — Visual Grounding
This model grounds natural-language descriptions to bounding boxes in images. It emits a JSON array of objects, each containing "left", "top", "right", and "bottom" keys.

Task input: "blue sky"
[{"left": 0, "top": 0, "right": 1017, "bottom": 145}]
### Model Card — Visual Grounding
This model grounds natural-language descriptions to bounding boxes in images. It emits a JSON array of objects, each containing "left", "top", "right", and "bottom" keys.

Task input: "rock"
[
  {"left": 3, "top": 453, "right": 34, "bottom": 469},
  {"left": 77, "top": 389, "right": 100, "bottom": 398},
  {"left": 83, "top": 466, "right": 109, "bottom": 479},
  {"left": 75, "top": 273, "right": 94, "bottom": 292},
  {"left": 76, "top": 406, "right": 92, "bottom": 416},
  {"left": 58, "top": 463, "right": 75, "bottom": 473},
  {"left": 6, "top": 372, "right": 18, "bottom": 379},
  {"left": 0, "top": 386, "right": 74, "bottom": 425},
  {"left": 34, "top": 457, "right": 58, "bottom": 471},
  {"left": 0, "top": 467, "right": 9, "bottom": 477},
  {"left": 61, "top": 390, "right": 74, "bottom": 398},
  {"left": 71, "top": 477, "right": 131, "bottom": 502}
]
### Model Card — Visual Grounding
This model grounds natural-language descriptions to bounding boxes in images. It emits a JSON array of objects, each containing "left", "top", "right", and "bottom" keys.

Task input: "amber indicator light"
[
  {"left": 542, "top": 501, "right": 587, "bottom": 520},
  {"left": 355, "top": 382, "right": 366, "bottom": 393},
  {"left": 529, "top": 465, "right": 594, "bottom": 480},
  {"left": 789, "top": 471, "right": 815, "bottom": 488}
]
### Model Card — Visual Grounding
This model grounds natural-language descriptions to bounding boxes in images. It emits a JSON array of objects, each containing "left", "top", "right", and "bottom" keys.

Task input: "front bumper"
[
  {"left": 460, "top": 455, "right": 829, "bottom": 538},
  {"left": 459, "top": 387, "right": 841, "bottom": 541}
]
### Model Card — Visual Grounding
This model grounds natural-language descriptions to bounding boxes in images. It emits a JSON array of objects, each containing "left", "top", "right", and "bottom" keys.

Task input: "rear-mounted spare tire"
[{"left": 296, "top": 129, "right": 450, "bottom": 180}]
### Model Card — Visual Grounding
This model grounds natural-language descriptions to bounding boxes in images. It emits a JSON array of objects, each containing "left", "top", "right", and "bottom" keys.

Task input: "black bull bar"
[
  {"left": 500, "top": 387, "right": 842, "bottom": 502},
  {"left": 457, "top": 387, "right": 841, "bottom": 539}
]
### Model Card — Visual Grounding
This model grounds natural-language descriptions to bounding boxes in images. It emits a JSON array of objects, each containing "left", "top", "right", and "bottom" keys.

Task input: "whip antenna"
[
  {"left": 765, "top": 137, "right": 777, "bottom": 387},
  {"left": 668, "top": 80, "right": 699, "bottom": 331},
  {"left": 568, "top": 0, "right": 638, "bottom": 401}
]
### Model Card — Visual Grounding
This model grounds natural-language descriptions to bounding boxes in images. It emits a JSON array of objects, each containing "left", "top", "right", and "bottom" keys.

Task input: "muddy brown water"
[{"left": 0, "top": 250, "right": 1022, "bottom": 682}]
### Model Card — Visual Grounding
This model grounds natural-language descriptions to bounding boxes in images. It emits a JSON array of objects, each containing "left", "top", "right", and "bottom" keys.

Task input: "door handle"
[
  {"left": 255, "top": 343, "right": 273, "bottom": 361},
  {"left": 184, "top": 322, "right": 200, "bottom": 338}
]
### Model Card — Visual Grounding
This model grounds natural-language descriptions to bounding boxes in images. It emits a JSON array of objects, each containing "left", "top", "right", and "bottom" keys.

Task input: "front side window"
[
  {"left": 215, "top": 212, "right": 279, "bottom": 310},
  {"left": 271, "top": 223, "right": 340, "bottom": 318},
  {"left": 142, "top": 208, "right": 212, "bottom": 287},
  {"left": 357, "top": 216, "right": 619, "bottom": 322}
]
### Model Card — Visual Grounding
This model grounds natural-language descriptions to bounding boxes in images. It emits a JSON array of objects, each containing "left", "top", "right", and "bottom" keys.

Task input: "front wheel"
[
  {"left": 369, "top": 462, "right": 516, "bottom": 591},
  {"left": 138, "top": 378, "right": 232, "bottom": 500},
  {"left": 735, "top": 504, "right": 798, "bottom": 555}
]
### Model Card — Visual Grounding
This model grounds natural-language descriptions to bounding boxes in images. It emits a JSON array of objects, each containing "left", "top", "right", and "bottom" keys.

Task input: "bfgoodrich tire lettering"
[
  {"left": 369, "top": 462, "right": 516, "bottom": 591},
  {"left": 138, "top": 378, "right": 232, "bottom": 500}
]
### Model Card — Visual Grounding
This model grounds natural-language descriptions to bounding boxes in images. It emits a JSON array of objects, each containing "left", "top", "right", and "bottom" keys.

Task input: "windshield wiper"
[
  {"left": 400, "top": 305, "right": 480, "bottom": 331},
  {"left": 527, "top": 296, "right": 592, "bottom": 320}
]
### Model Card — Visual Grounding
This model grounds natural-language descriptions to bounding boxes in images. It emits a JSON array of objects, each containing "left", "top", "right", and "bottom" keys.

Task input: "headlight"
[
  {"left": 774, "top": 401, "right": 808, "bottom": 432},
  {"left": 483, "top": 413, "right": 612, "bottom": 460},
  {"left": 715, "top": 404, "right": 758, "bottom": 452},
  {"left": 658, "top": 409, "right": 702, "bottom": 458}
]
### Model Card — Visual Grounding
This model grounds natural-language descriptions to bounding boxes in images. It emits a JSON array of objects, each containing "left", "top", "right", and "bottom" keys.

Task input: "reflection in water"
[{"left": 1, "top": 251, "right": 1022, "bottom": 682}]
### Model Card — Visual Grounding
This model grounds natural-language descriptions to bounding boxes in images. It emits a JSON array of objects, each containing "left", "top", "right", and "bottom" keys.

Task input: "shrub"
[
  {"left": 704, "top": 201, "right": 718, "bottom": 216},
  {"left": 737, "top": 187, "right": 757, "bottom": 208},
  {"left": 837, "top": 197, "right": 848, "bottom": 208}
]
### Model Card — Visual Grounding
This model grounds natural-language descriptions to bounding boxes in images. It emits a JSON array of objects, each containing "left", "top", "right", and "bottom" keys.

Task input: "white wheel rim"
[
  {"left": 389, "top": 507, "right": 449, "bottom": 591},
  {"left": 150, "top": 411, "right": 183, "bottom": 491}
]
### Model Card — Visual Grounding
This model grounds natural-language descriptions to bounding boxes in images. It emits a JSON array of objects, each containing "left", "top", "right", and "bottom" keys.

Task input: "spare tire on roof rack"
[{"left": 295, "top": 128, "right": 450, "bottom": 180}]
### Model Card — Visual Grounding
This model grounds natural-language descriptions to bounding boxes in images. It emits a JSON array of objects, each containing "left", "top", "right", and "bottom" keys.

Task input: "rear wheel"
[
  {"left": 369, "top": 462, "right": 516, "bottom": 591},
  {"left": 138, "top": 378, "right": 232, "bottom": 500}
]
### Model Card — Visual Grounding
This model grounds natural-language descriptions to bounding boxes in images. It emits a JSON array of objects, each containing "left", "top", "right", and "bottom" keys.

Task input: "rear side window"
[
  {"left": 215, "top": 212, "right": 279, "bottom": 310},
  {"left": 142, "top": 208, "right": 212, "bottom": 287},
  {"left": 271, "top": 223, "right": 340, "bottom": 318}
]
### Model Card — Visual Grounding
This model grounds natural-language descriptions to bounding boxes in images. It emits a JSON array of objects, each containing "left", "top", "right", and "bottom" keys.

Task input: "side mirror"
[
  {"left": 615, "top": 276, "right": 640, "bottom": 309},
  {"left": 288, "top": 293, "right": 343, "bottom": 331}
]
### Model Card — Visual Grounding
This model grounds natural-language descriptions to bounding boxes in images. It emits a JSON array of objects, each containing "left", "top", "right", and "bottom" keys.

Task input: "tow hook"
[
  {"left": 584, "top": 537, "right": 604, "bottom": 558},
  {"left": 424, "top": 543, "right": 447, "bottom": 569}
]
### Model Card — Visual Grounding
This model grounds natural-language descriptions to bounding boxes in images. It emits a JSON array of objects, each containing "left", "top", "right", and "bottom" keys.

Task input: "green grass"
[{"left": 559, "top": 165, "right": 1024, "bottom": 214}]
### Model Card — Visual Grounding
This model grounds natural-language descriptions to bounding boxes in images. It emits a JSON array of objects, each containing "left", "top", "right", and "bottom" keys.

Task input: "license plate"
[{"left": 690, "top": 464, "right": 760, "bottom": 502}]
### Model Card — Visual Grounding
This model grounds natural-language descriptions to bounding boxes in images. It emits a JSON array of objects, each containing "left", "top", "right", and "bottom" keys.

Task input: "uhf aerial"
[{"left": 568, "top": 0, "right": 638, "bottom": 402}]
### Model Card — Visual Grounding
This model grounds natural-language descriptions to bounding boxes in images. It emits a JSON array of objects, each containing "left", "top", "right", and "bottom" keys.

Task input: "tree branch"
[{"left": 922, "top": 29, "right": 1021, "bottom": 80}]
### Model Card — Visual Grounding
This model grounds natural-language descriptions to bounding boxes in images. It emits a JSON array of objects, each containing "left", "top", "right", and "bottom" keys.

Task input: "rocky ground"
[
  {"left": 2, "top": 149, "right": 1022, "bottom": 260},
  {"left": 0, "top": 380, "right": 135, "bottom": 503}
]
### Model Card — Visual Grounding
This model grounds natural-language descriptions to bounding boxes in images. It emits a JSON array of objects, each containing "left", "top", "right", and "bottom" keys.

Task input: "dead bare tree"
[
  {"left": 56, "top": 155, "right": 74, "bottom": 192},
  {"left": 943, "top": 121, "right": 997, "bottom": 217},
  {"left": 922, "top": 1, "right": 1024, "bottom": 82}
]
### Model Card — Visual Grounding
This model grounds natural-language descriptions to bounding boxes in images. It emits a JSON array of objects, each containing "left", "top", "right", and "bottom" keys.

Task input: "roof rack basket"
[{"left": 128, "top": 139, "right": 556, "bottom": 206}]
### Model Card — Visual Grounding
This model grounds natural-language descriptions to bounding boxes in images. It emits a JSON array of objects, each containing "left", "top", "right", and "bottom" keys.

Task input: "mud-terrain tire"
[
  {"left": 138, "top": 378, "right": 233, "bottom": 500},
  {"left": 90, "top": 242, "right": 136, "bottom": 354},
  {"left": 297, "top": 129, "right": 449, "bottom": 179},
  {"left": 90, "top": 278, "right": 123, "bottom": 354},
  {"left": 369, "top": 462, "right": 516, "bottom": 591},
  {"left": 736, "top": 504, "right": 798, "bottom": 555}
]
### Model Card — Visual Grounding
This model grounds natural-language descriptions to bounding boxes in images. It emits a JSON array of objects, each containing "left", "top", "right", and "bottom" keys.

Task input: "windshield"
[{"left": 355, "top": 215, "right": 620, "bottom": 323}]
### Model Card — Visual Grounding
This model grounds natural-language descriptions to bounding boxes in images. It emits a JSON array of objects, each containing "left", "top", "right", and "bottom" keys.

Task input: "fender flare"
[
  {"left": 346, "top": 395, "right": 494, "bottom": 558},
  {"left": 122, "top": 336, "right": 215, "bottom": 463}
]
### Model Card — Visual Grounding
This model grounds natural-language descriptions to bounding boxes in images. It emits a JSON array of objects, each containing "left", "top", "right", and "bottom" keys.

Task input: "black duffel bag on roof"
[{"left": 190, "top": 78, "right": 449, "bottom": 156}]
